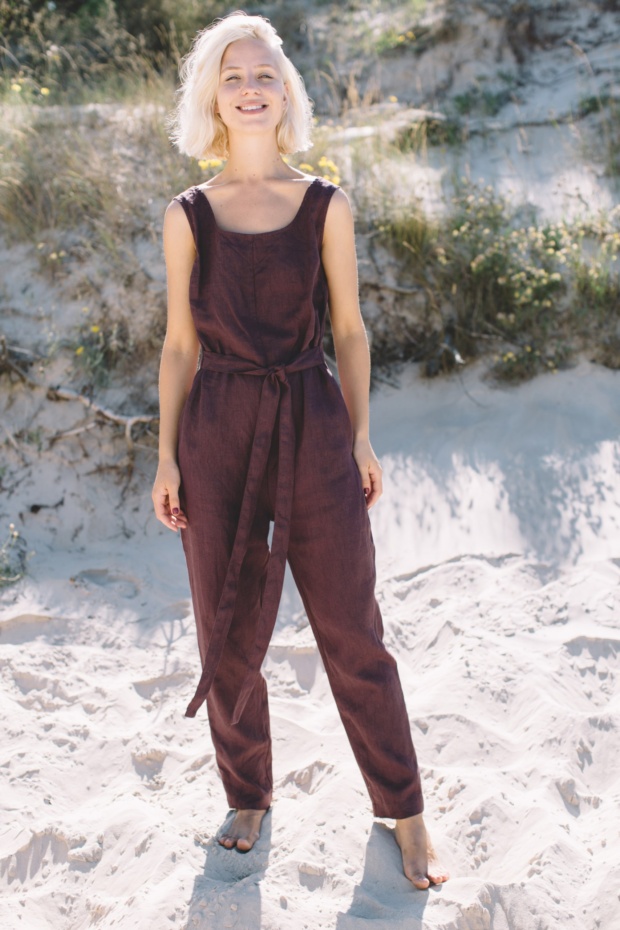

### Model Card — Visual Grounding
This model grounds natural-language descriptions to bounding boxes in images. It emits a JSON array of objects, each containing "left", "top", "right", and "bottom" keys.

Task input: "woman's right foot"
[
  {"left": 217, "top": 808, "right": 268, "bottom": 852},
  {"left": 394, "top": 812, "right": 450, "bottom": 889}
]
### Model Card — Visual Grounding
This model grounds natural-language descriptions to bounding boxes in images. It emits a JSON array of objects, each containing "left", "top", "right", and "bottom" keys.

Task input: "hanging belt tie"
[{"left": 184, "top": 343, "right": 329, "bottom": 726}]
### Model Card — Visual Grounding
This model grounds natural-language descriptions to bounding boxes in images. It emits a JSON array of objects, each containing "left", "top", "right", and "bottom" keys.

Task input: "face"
[{"left": 215, "top": 37, "right": 288, "bottom": 137}]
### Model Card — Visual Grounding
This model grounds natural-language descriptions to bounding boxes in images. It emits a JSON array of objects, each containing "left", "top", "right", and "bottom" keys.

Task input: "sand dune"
[{"left": 1, "top": 359, "right": 618, "bottom": 929}]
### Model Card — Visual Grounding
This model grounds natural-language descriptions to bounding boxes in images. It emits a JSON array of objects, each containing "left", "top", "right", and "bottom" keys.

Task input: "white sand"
[{"left": 1, "top": 358, "right": 619, "bottom": 929}]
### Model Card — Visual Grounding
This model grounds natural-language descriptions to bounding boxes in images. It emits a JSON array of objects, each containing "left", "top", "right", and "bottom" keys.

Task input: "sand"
[{"left": 1, "top": 358, "right": 619, "bottom": 930}]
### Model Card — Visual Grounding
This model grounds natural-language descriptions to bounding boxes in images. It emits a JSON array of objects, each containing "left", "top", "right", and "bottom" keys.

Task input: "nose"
[{"left": 240, "top": 74, "right": 262, "bottom": 93}]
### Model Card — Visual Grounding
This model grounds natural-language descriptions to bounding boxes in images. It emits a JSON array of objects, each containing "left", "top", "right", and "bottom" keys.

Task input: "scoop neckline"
[{"left": 193, "top": 177, "right": 319, "bottom": 237}]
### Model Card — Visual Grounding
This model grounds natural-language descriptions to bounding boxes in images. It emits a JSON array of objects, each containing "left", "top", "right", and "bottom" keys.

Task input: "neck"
[{"left": 221, "top": 133, "right": 292, "bottom": 182}]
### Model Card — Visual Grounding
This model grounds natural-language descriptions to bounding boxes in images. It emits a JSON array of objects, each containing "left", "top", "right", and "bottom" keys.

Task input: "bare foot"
[
  {"left": 217, "top": 808, "right": 268, "bottom": 853},
  {"left": 394, "top": 813, "right": 450, "bottom": 889}
]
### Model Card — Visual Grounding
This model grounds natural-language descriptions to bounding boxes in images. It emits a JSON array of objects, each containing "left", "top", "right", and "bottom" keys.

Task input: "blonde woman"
[{"left": 152, "top": 10, "right": 448, "bottom": 889}]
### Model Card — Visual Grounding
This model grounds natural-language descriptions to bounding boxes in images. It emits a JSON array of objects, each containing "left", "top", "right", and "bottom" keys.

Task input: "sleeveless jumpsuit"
[{"left": 172, "top": 176, "right": 424, "bottom": 819}]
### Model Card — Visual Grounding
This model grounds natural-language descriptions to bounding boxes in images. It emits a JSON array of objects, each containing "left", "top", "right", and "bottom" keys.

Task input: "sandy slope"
[{"left": 1, "top": 359, "right": 619, "bottom": 930}]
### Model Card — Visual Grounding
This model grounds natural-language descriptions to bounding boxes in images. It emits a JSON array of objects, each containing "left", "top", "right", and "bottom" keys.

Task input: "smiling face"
[{"left": 215, "top": 37, "right": 288, "bottom": 139}]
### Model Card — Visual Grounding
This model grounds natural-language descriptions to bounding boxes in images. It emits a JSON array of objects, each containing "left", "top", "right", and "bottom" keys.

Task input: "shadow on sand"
[{"left": 186, "top": 808, "right": 273, "bottom": 929}]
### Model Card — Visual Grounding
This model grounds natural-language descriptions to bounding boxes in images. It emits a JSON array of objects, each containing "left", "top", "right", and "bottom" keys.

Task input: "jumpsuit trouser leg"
[
  {"left": 286, "top": 468, "right": 424, "bottom": 820},
  {"left": 203, "top": 470, "right": 274, "bottom": 812},
  {"left": 199, "top": 412, "right": 424, "bottom": 820}
]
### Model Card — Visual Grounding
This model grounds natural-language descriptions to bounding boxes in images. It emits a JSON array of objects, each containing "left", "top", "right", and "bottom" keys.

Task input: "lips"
[{"left": 236, "top": 104, "right": 268, "bottom": 112}]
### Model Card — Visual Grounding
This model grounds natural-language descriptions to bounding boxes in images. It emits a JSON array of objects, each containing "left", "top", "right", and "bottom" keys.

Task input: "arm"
[
  {"left": 321, "top": 188, "right": 383, "bottom": 509},
  {"left": 151, "top": 199, "right": 201, "bottom": 532}
]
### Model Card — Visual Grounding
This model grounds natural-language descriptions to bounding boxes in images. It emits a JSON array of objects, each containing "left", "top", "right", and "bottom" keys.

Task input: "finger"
[
  {"left": 153, "top": 489, "right": 188, "bottom": 532},
  {"left": 170, "top": 509, "right": 189, "bottom": 531}
]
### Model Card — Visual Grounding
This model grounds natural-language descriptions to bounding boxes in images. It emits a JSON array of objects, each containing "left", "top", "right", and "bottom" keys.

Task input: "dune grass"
[{"left": 372, "top": 181, "right": 620, "bottom": 380}]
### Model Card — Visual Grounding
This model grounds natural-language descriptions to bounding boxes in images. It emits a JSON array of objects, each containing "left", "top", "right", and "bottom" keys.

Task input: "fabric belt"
[{"left": 184, "top": 343, "right": 329, "bottom": 725}]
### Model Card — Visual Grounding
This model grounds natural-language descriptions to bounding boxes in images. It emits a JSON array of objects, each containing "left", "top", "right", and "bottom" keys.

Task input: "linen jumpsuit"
[{"left": 173, "top": 176, "right": 424, "bottom": 819}]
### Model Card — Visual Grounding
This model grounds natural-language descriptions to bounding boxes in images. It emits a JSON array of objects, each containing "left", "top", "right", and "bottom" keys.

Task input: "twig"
[
  {"left": 0, "top": 419, "right": 29, "bottom": 464},
  {"left": 46, "top": 386, "right": 158, "bottom": 451},
  {"left": 363, "top": 280, "right": 421, "bottom": 296},
  {"left": 0, "top": 335, "right": 39, "bottom": 388},
  {"left": 48, "top": 421, "right": 99, "bottom": 445}
]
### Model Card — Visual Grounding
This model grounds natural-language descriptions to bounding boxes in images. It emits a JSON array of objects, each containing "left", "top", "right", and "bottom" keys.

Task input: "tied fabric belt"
[{"left": 184, "top": 343, "right": 329, "bottom": 725}]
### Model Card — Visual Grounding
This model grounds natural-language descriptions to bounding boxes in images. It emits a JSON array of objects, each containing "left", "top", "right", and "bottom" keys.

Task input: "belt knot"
[{"left": 267, "top": 365, "right": 287, "bottom": 383}]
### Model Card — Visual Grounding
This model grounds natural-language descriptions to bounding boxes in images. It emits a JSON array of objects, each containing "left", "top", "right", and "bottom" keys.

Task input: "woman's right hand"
[{"left": 152, "top": 460, "right": 188, "bottom": 532}]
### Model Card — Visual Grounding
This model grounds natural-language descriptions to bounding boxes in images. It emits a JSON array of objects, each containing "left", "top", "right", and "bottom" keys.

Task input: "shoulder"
[
  {"left": 166, "top": 185, "right": 200, "bottom": 214},
  {"left": 321, "top": 182, "right": 353, "bottom": 234},
  {"left": 164, "top": 188, "right": 200, "bottom": 254},
  {"left": 309, "top": 175, "right": 343, "bottom": 198}
]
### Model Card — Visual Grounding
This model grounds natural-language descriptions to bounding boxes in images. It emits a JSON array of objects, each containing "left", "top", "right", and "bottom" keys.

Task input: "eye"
[
  {"left": 225, "top": 74, "right": 239, "bottom": 81},
  {"left": 259, "top": 73, "right": 274, "bottom": 79}
]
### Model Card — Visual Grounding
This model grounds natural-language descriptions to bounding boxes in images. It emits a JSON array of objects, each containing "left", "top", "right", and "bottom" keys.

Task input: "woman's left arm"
[{"left": 321, "top": 187, "right": 383, "bottom": 508}]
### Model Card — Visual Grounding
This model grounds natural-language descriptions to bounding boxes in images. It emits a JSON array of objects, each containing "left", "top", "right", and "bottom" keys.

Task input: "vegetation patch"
[
  {"left": 0, "top": 523, "right": 29, "bottom": 587},
  {"left": 376, "top": 183, "right": 620, "bottom": 381}
]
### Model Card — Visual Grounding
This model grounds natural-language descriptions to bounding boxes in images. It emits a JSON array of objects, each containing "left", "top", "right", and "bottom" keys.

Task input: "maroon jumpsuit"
[{"left": 172, "top": 176, "right": 424, "bottom": 819}]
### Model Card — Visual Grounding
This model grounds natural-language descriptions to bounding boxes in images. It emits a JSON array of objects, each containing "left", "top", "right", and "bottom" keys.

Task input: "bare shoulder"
[
  {"left": 164, "top": 196, "right": 192, "bottom": 228},
  {"left": 163, "top": 197, "right": 196, "bottom": 259},
  {"left": 324, "top": 186, "right": 353, "bottom": 232},
  {"left": 323, "top": 187, "right": 354, "bottom": 254}
]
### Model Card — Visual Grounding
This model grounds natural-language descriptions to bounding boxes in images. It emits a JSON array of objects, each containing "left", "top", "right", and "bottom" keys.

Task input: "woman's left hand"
[{"left": 352, "top": 436, "right": 383, "bottom": 509}]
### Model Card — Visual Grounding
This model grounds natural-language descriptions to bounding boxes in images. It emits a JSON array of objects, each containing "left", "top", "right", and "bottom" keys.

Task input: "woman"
[{"left": 151, "top": 10, "right": 448, "bottom": 889}]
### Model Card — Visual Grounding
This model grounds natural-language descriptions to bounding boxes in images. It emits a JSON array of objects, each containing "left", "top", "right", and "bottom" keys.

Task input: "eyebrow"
[{"left": 221, "top": 63, "right": 277, "bottom": 72}]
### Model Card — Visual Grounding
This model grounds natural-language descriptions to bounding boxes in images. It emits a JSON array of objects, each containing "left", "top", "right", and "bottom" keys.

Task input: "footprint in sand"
[
  {"left": 564, "top": 635, "right": 618, "bottom": 702},
  {"left": 72, "top": 569, "right": 139, "bottom": 599},
  {"left": 0, "top": 828, "right": 102, "bottom": 889},
  {"left": 298, "top": 860, "right": 326, "bottom": 891},
  {"left": 131, "top": 747, "right": 167, "bottom": 780},
  {"left": 132, "top": 671, "right": 190, "bottom": 701},
  {"left": 0, "top": 613, "right": 69, "bottom": 645},
  {"left": 266, "top": 641, "right": 321, "bottom": 693},
  {"left": 280, "top": 760, "right": 334, "bottom": 797}
]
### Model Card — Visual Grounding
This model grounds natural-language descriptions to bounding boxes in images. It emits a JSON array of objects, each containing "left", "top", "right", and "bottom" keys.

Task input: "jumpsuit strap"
[{"left": 184, "top": 344, "right": 330, "bottom": 725}]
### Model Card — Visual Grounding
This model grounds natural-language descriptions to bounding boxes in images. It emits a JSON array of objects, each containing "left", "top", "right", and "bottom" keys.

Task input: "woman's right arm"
[{"left": 151, "top": 199, "right": 200, "bottom": 533}]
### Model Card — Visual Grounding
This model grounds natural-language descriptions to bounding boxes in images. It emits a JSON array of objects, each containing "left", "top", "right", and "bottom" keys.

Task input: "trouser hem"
[
  {"left": 225, "top": 792, "right": 273, "bottom": 811},
  {"left": 372, "top": 795, "right": 425, "bottom": 820}
]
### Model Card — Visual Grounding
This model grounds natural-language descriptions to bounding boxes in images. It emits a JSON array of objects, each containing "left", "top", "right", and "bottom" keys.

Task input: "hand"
[
  {"left": 352, "top": 436, "right": 383, "bottom": 509},
  {"left": 152, "top": 460, "right": 188, "bottom": 532}
]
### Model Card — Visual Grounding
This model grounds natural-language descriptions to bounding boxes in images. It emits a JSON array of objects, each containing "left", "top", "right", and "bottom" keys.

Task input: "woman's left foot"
[
  {"left": 394, "top": 812, "right": 450, "bottom": 889},
  {"left": 217, "top": 808, "right": 268, "bottom": 852}
]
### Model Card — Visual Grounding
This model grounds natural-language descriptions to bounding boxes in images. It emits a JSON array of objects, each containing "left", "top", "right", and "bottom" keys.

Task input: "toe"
[
  {"left": 409, "top": 874, "right": 430, "bottom": 890},
  {"left": 236, "top": 831, "right": 258, "bottom": 852}
]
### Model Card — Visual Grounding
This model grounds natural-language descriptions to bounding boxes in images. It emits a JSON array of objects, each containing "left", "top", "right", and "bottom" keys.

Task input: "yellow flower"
[
  {"left": 81, "top": 306, "right": 90, "bottom": 313},
  {"left": 49, "top": 252, "right": 58, "bottom": 260},
  {"left": 90, "top": 324, "right": 100, "bottom": 334},
  {"left": 75, "top": 346, "right": 84, "bottom": 356},
  {"left": 388, "top": 95, "right": 398, "bottom": 103},
  {"left": 198, "top": 157, "right": 222, "bottom": 170},
  {"left": 397, "top": 35, "right": 405, "bottom": 42},
  {"left": 406, "top": 31, "right": 415, "bottom": 39},
  {"left": 299, "top": 163, "right": 314, "bottom": 171},
  {"left": 37, "top": 242, "right": 45, "bottom": 249},
  {"left": 11, "top": 83, "right": 22, "bottom": 92},
  {"left": 40, "top": 87, "right": 50, "bottom": 96}
]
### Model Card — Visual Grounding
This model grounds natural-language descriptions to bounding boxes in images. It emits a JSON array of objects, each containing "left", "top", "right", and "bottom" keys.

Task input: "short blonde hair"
[{"left": 167, "top": 10, "right": 314, "bottom": 160}]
